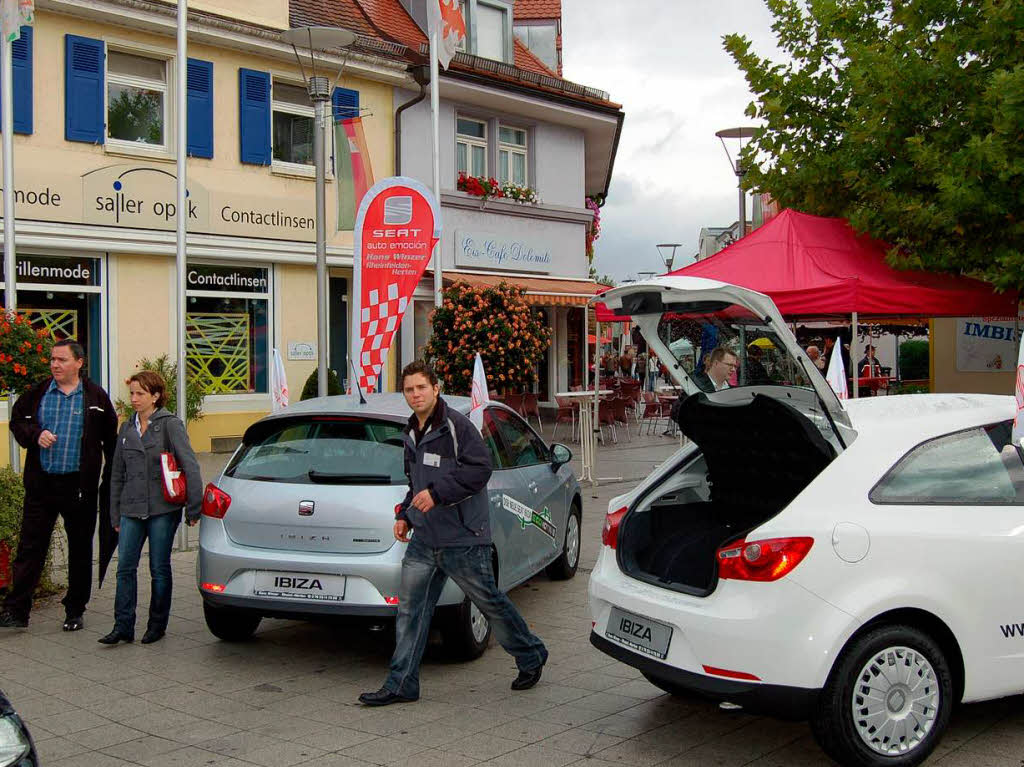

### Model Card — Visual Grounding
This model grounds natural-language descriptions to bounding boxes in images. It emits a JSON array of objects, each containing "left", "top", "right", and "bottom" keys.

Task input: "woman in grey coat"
[{"left": 99, "top": 371, "right": 202, "bottom": 645}]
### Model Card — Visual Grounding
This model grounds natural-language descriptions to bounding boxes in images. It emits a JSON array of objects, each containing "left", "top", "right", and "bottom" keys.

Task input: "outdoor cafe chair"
[
  {"left": 597, "top": 399, "right": 618, "bottom": 444},
  {"left": 640, "top": 390, "right": 668, "bottom": 436},
  {"left": 610, "top": 397, "right": 633, "bottom": 443},
  {"left": 503, "top": 391, "right": 524, "bottom": 416},
  {"left": 521, "top": 392, "right": 543, "bottom": 433},
  {"left": 552, "top": 396, "right": 577, "bottom": 442}
]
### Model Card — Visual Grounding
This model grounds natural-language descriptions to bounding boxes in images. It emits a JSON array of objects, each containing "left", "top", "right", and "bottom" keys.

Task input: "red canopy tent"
[{"left": 666, "top": 209, "right": 1017, "bottom": 318}]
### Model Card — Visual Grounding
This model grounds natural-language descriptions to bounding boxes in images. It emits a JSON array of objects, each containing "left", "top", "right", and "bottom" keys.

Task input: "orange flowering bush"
[
  {"left": 425, "top": 281, "right": 551, "bottom": 395},
  {"left": 0, "top": 313, "right": 52, "bottom": 395}
]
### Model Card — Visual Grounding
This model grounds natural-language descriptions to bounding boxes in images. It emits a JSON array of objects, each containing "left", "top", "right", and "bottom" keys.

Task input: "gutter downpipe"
[{"left": 394, "top": 66, "right": 429, "bottom": 176}]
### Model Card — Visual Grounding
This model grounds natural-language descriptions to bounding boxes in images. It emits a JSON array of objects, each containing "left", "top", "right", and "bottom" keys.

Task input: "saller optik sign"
[{"left": 351, "top": 177, "right": 441, "bottom": 391}]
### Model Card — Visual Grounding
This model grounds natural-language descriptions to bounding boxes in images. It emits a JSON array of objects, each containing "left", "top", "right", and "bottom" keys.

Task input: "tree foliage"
[
  {"left": 725, "top": 0, "right": 1024, "bottom": 290},
  {"left": 115, "top": 354, "right": 205, "bottom": 424},
  {"left": 424, "top": 281, "right": 551, "bottom": 395}
]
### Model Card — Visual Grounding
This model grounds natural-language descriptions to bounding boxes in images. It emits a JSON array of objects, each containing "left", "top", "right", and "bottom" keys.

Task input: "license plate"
[
  {"left": 605, "top": 607, "right": 673, "bottom": 659},
  {"left": 253, "top": 571, "right": 346, "bottom": 602}
]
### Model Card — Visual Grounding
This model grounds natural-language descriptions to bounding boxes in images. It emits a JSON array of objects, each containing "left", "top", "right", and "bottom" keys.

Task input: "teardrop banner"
[{"left": 351, "top": 176, "right": 442, "bottom": 392}]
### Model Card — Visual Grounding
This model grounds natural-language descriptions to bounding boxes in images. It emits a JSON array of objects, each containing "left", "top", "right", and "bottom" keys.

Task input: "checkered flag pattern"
[{"left": 358, "top": 282, "right": 408, "bottom": 390}]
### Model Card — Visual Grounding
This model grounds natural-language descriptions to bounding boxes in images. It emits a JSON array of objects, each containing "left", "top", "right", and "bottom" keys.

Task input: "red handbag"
[{"left": 160, "top": 451, "right": 187, "bottom": 505}]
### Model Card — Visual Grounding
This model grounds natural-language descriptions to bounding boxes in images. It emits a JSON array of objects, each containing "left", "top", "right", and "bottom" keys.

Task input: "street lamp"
[
  {"left": 281, "top": 26, "right": 358, "bottom": 397},
  {"left": 656, "top": 243, "right": 682, "bottom": 273},
  {"left": 715, "top": 126, "right": 758, "bottom": 242}
]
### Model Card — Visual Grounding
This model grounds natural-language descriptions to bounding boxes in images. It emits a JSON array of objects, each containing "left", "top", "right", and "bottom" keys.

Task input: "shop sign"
[
  {"left": 352, "top": 177, "right": 441, "bottom": 392},
  {"left": 0, "top": 255, "right": 100, "bottom": 286},
  {"left": 187, "top": 264, "right": 269, "bottom": 293},
  {"left": 287, "top": 342, "right": 316, "bottom": 361},
  {"left": 455, "top": 228, "right": 552, "bottom": 274},
  {"left": 956, "top": 317, "right": 1023, "bottom": 372}
]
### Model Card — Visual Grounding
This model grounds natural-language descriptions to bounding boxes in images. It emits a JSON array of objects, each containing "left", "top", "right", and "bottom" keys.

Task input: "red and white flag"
[
  {"left": 1, "top": 0, "right": 32, "bottom": 43},
  {"left": 470, "top": 352, "right": 489, "bottom": 410},
  {"left": 351, "top": 177, "right": 441, "bottom": 393},
  {"left": 270, "top": 348, "right": 289, "bottom": 413},
  {"left": 427, "top": 0, "right": 466, "bottom": 70},
  {"left": 825, "top": 336, "right": 848, "bottom": 400}
]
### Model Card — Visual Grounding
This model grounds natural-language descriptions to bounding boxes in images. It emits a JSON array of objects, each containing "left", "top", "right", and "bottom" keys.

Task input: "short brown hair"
[
  {"left": 401, "top": 360, "right": 438, "bottom": 387},
  {"left": 129, "top": 370, "right": 167, "bottom": 408},
  {"left": 708, "top": 347, "right": 738, "bottom": 367}
]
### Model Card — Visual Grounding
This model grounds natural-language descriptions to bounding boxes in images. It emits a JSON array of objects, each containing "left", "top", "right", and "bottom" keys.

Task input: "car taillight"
[
  {"left": 602, "top": 507, "right": 628, "bottom": 549},
  {"left": 716, "top": 537, "right": 813, "bottom": 581},
  {"left": 201, "top": 483, "right": 231, "bottom": 519}
]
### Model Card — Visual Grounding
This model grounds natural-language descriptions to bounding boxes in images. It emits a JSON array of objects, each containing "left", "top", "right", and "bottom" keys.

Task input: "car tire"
[
  {"left": 810, "top": 624, "right": 954, "bottom": 767},
  {"left": 438, "top": 597, "right": 491, "bottom": 661},
  {"left": 546, "top": 503, "right": 581, "bottom": 581},
  {"left": 203, "top": 602, "right": 262, "bottom": 642}
]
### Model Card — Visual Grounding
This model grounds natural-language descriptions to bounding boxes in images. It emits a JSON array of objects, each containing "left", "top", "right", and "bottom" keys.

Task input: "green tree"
[
  {"left": 725, "top": 0, "right": 1024, "bottom": 290},
  {"left": 114, "top": 355, "right": 205, "bottom": 424}
]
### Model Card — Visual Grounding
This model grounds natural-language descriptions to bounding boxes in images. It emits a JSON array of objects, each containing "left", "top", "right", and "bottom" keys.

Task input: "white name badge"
[{"left": 423, "top": 453, "right": 441, "bottom": 467}]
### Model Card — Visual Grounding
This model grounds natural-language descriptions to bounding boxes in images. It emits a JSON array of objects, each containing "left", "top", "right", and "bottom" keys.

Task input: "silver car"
[{"left": 197, "top": 393, "right": 582, "bottom": 658}]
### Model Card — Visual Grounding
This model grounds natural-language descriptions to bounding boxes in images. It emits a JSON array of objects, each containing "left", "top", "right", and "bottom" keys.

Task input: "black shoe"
[
  {"left": 0, "top": 612, "right": 27, "bottom": 628},
  {"left": 511, "top": 664, "right": 544, "bottom": 691},
  {"left": 357, "top": 687, "right": 417, "bottom": 706},
  {"left": 97, "top": 628, "right": 134, "bottom": 645},
  {"left": 62, "top": 615, "right": 84, "bottom": 632},
  {"left": 140, "top": 629, "right": 165, "bottom": 645}
]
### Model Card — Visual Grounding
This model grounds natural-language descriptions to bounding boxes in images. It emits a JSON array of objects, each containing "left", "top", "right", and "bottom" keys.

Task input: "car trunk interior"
[{"left": 618, "top": 392, "right": 838, "bottom": 596}]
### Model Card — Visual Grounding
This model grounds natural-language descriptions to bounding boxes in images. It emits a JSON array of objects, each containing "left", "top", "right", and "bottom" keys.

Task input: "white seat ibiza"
[{"left": 588, "top": 276, "right": 1023, "bottom": 767}]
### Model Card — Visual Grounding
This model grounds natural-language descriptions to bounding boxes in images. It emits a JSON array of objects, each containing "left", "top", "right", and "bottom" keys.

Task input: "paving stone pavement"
[{"left": 2, "top": 430, "right": 1023, "bottom": 766}]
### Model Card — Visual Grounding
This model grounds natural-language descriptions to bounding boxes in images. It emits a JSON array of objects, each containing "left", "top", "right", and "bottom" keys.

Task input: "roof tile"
[
  {"left": 514, "top": 37, "right": 556, "bottom": 76},
  {"left": 514, "top": 0, "right": 561, "bottom": 20}
]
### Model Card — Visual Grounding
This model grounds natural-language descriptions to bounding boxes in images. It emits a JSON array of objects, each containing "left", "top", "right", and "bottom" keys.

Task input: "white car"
[{"left": 588, "top": 276, "right": 1023, "bottom": 767}]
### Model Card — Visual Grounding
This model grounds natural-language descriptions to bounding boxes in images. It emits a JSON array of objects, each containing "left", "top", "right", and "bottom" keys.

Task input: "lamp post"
[
  {"left": 656, "top": 243, "right": 681, "bottom": 273},
  {"left": 715, "top": 126, "right": 758, "bottom": 241},
  {"left": 281, "top": 26, "right": 357, "bottom": 397}
]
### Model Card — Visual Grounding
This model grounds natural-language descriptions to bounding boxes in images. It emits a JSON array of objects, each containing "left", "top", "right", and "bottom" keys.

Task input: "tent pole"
[
  {"left": 851, "top": 312, "right": 859, "bottom": 399},
  {"left": 582, "top": 305, "right": 588, "bottom": 390},
  {"left": 593, "top": 319, "right": 601, "bottom": 487}
]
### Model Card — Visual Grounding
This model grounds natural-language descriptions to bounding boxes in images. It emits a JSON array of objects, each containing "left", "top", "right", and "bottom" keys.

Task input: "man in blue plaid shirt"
[{"left": 0, "top": 341, "right": 117, "bottom": 631}]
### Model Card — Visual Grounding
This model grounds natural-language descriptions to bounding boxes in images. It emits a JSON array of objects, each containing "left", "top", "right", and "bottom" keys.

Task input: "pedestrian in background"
[
  {"left": 359, "top": 361, "right": 547, "bottom": 706},
  {"left": 99, "top": 371, "right": 201, "bottom": 645},
  {"left": 0, "top": 340, "right": 118, "bottom": 631}
]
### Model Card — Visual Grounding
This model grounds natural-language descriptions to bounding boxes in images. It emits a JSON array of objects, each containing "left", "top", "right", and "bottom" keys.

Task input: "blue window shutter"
[
  {"left": 1, "top": 27, "right": 33, "bottom": 134},
  {"left": 65, "top": 35, "right": 104, "bottom": 144},
  {"left": 238, "top": 68, "right": 270, "bottom": 165},
  {"left": 186, "top": 58, "right": 213, "bottom": 158},
  {"left": 332, "top": 87, "right": 359, "bottom": 122}
]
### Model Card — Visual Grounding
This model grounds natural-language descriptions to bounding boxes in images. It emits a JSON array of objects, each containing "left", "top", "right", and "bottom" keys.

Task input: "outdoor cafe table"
[
  {"left": 555, "top": 391, "right": 612, "bottom": 484},
  {"left": 853, "top": 376, "right": 890, "bottom": 395}
]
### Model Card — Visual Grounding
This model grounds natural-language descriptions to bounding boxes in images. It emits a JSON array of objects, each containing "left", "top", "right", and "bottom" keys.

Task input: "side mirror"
[{"left": 550, "top": 443, "right": 572, "bottom": 472}]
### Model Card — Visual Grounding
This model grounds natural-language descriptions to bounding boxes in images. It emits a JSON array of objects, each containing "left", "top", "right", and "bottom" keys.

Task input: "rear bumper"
[
  {"left": 590, "top": 631, "right": 818, "bottom": 719},
  {"left": 201, "top": 590, "right": 398, "bottom": 619}
]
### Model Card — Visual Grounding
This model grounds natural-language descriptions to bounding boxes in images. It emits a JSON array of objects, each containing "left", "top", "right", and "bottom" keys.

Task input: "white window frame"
[
  {"left": 104, "top": 42, "right": 173, "bottom": 158},
  {"left": 497, "top": 123, "right": 528, "bottom": 186},
  {"left": 270, "top": 76, "right": 329, "bottom": 179},
  {"left": 456, "top": 115, "right": 489, "bottom": 178}
]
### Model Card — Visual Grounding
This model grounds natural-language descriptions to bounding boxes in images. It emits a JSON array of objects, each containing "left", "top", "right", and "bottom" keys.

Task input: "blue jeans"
[
  {"left": 114, "top": 513, "right": 181, "bottom": 634},
  {"left": 384, "top": 536, "right": 548, "bottom": 699}
]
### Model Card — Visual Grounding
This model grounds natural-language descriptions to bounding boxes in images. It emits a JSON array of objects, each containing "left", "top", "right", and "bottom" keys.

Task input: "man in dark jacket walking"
[
  {"left": 359, "top": 361, "right": 548, "bottom": 706},
  {"left": 0, "top": 340, "right": 118, "bottom": 631}
]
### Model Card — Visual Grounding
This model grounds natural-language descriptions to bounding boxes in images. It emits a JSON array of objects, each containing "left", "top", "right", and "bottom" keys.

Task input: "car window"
[
  {"left": 871, "top": 421, "right": 1024, "bottom": 505},
  {"left": 481, "top": 408, "right": 513, "bottom": 469},
  {"left": 225, "top": 417, "right": 407, "bottom": 484},
  {"left": 490, "top": 407, "right": 547, "bottom": 468}
]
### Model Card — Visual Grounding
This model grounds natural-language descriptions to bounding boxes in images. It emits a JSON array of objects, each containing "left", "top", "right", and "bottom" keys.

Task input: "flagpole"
[
  {"left": 2, "top": 25, "right": 19, "bottom": 472},
  {"left": 175, "top": 0, "right": 188, "bottom": 429},
  {"left": 429, "top": 23, "right": 443, "bottom": 307}
]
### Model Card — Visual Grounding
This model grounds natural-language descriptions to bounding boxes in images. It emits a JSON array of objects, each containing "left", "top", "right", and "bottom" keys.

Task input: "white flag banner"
[
  {"left": 470, "top": 352, "right": 489, "bottom": 410},
  {"left": 825, "top": 336, "right": 848, "bottom": 400},
  {"left": 426, "top": 0, "right": 465, "bottom": 70},
  {"left": 1, "top": 0, "right": 32, "bottom": 43},
  {"left": 1013, "top": 339, "right": 1024, "bottom": 446},
  {"left": 271, "top": 348, "right": 289, "bottom": 413}
]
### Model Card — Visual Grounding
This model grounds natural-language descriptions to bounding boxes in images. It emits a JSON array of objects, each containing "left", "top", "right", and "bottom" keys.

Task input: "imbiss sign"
[{"left": 0, "top": 164, "right": 317, "bottom": 242}]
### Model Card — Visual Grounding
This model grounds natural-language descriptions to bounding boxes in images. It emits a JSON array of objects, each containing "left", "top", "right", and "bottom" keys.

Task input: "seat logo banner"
[{"left": 352, "top": 177, "right": 441, "bottom": 392}]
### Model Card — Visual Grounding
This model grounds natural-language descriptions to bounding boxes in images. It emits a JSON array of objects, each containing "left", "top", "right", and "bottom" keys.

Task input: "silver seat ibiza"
[{"left": 197, "top": 393, "right": 582, "bottom": 658}]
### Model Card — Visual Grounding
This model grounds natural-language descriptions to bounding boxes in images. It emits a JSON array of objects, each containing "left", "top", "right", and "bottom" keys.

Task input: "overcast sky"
[{"left": 560, "top": 1, "right": 783, "bottom": 282}]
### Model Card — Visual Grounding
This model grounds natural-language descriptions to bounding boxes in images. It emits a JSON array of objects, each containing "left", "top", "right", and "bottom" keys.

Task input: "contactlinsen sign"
[{"left": 455, "top": 229, "right": 552, "bottom": 274}]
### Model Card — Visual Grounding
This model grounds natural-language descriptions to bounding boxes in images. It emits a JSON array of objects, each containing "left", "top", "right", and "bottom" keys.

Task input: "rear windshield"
[
  {"left": 225, "top": 417, "right": 407, "bottom": 484},
  {"left": 659, "top": 302, "right": 811, "bottom": 392}
]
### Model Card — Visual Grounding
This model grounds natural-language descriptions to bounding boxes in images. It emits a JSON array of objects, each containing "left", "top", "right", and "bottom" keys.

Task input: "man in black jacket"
[
  {"left": 359, "top": 361, "right": 548, "bottom": 706},
  {"left": 0, "top": 341, "right": 118, "bottom": 631}
]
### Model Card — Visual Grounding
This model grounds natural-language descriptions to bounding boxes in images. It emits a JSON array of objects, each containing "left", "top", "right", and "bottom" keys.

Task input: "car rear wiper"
[{"left": 307, "top": 470, "right": 392, "bottom": 484}]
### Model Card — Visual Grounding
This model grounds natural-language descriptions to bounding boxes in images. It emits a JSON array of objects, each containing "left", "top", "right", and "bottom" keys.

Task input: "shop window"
[
  {"left": 185, "top": 264, "right": 269, "bottom": 395},
  {"left": 513, "top": 22, "right": 558, "bottom": 72},
  {"left": 272, "top": 79, "right": 314, "bottom": 167},
  {"left": 498, "top": 125, "right": 527, "bottom": 186},
  {"left": 456, "top": 117, "right": 487, "bottom": 178},
  {"left": 107, "top": 49, "right": 169, "bottom": 150}
]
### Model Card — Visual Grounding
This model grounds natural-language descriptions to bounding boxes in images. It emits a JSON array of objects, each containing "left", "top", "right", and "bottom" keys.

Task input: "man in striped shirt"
[{"left": 0, "top": 341, "right": 117, "bottom": 631}]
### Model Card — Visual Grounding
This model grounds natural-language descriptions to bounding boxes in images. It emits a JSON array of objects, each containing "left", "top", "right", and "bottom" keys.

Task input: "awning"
[{"left": 441, "top": 272, "right": 605, "bottom": 306}]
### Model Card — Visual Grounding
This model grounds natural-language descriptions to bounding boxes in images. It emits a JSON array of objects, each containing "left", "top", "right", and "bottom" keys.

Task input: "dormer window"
[
  {"left": 462, "top": 0, "right": 512, "bottom": 63},
  {"left": 514, "top": 21, "right": 558, "bottom": 72}
]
